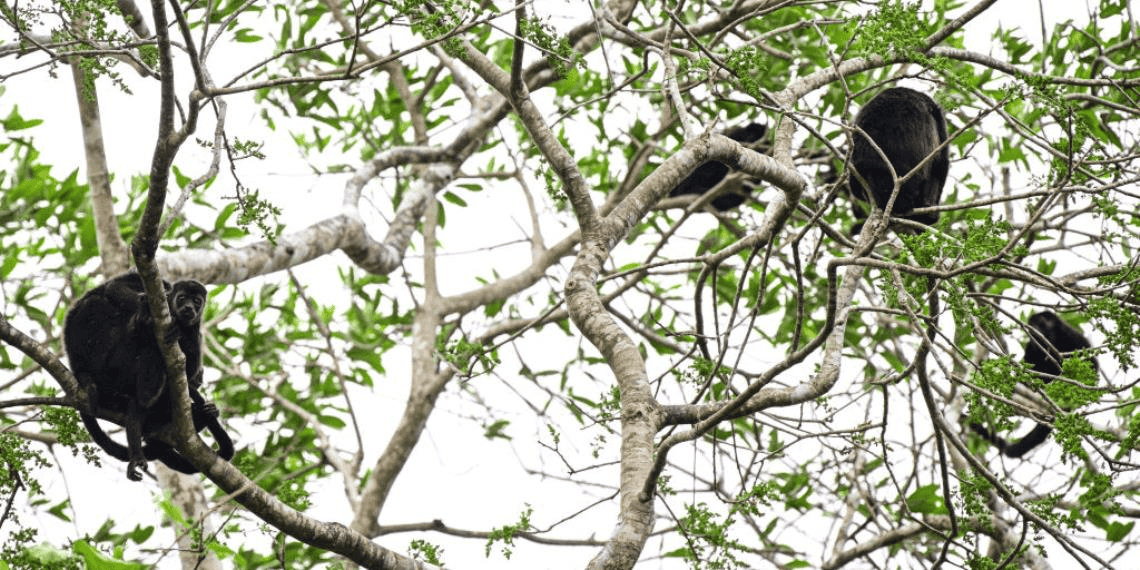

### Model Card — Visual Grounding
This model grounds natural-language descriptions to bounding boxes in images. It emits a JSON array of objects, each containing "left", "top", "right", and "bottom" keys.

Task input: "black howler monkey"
[
  {"left": 65, "top": 273, "right": 234, "bottom": 480},
  {"left": 668, "top": 122, "right": 768, "bottom": 211},
  {"left": 849, "top": 87, "right": 948, "bottom": 230},
  {"left": 971, "top": 311, "right": 1097, "bottom": 458}
]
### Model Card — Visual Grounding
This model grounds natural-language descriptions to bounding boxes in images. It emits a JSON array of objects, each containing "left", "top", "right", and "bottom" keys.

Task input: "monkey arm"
[{"left": 188, "top": 386, "right": 235, "bottom": 460}]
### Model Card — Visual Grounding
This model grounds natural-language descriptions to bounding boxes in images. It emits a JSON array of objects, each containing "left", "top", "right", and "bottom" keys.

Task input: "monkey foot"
[{"left": 127, "top": 460, "right": 148, "bottom": 481}]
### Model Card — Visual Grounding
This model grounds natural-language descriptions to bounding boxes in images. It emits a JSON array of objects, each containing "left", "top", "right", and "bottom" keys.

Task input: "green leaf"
[
  {"left": 483, "top": 419, "right": 512, "bottom": 440},
  {"left": 73, "top": 541, "right": 145, "bottom": 569},
  {"left": 905, "top": 484, "right": 947, "bottom": 515},
  {"left": 2, "top": 106, "right": 44, "bottom": 130},
  {"left": 235, "top": 28, "right": 263, "bottom": 43}
]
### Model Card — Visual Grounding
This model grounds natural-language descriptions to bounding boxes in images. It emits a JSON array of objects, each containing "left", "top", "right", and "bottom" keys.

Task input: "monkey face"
[
  {"left": 173, "top": 293, "right": 203, "bottom": 325},
  {"left": 170, "top": 281, "right": 207, "bottom": 326}
]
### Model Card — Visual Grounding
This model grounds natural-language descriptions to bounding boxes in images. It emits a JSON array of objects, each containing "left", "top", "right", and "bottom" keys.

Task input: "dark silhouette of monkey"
[
  {"left": 849, "top": 87, "right": 948, "bottom": 230},
  {"left": 668, "top": 123, "right": 768, "bottom": 211},
  {"left": 65, "top": 273, "right": 234, "bottom": 480},
  {"left": 971, "top": 312, "right": 1097, "bottom": 458}
]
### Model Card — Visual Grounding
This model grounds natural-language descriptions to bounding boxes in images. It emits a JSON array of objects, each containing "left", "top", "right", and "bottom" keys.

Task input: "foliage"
[{"left": 0, "top": 0, "right": 1138, "bottom": 569}]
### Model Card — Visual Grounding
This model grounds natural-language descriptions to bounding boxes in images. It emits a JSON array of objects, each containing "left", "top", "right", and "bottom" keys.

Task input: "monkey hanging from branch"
[{"left": 970, "top": 311, "right": 1098, "bottom": 458}]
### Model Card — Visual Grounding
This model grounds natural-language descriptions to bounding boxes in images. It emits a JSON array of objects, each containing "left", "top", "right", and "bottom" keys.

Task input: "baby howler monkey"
[{"left": 65, "top": 273, "right": 234, "bottom": 480}]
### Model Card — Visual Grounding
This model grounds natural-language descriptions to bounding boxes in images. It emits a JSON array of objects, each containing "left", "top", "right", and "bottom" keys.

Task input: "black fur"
[
  {"left": 80, "top": 391, "right": 233, "bottom": 474},
  {"left": 971, "top": 312, "right": 1096, "bottom": 458},
  {"left": 668, "top": 123, "right": 768, "bottom": 211},
  {"left": 65, "top": 273, "right": 234, "bottom": 479},
  {"left": 849, "top": 87, "right": 948, "bottom": 230}
]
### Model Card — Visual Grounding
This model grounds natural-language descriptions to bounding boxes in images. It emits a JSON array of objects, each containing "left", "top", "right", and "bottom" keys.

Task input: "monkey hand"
[
  {"left": 161, "top": 325, "right": 182, "bottom": 346},
  {"left": 187, "top": 368, "right": 204, "bottom": 389},
  {"left": 126, "top": 459, "right": 147, "bottom": 481},
  {"left": 80, "top": 381, "right": 100, "bottom": 415},
  {"left": 192, "top": 400, "right": 220, "bottom": 419},
  {"left": 128, "top": 306, "right": 154, "bottom": 330}
]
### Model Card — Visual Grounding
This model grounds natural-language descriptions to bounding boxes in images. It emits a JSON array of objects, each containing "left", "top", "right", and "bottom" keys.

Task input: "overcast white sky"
[{"left": 0, "top": 1, "right": 1105, "bottom": 568}]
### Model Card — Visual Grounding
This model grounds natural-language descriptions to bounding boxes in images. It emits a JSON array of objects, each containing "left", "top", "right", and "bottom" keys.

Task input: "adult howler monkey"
[
  {"left": 971, "top": 311, "right": 1097, "bottom": 458},
  {"left": 849, "top": 87, "right": 948, "bottom": 230},
  {"left": 668, "top": 122, "right": 768, "bottom": 211},
  {"left": 65, "top": 273, "right": 234, "bottom": 480}
]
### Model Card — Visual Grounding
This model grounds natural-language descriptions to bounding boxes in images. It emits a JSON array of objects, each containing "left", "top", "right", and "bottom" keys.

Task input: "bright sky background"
[{"left": 0, "top": 1, "right": 1104, "bottom": 568}]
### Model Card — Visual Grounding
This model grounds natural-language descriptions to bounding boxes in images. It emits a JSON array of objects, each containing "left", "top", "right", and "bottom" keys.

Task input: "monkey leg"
[{"left": 124, "top": 400, "right": 148, "bottom": 482}]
